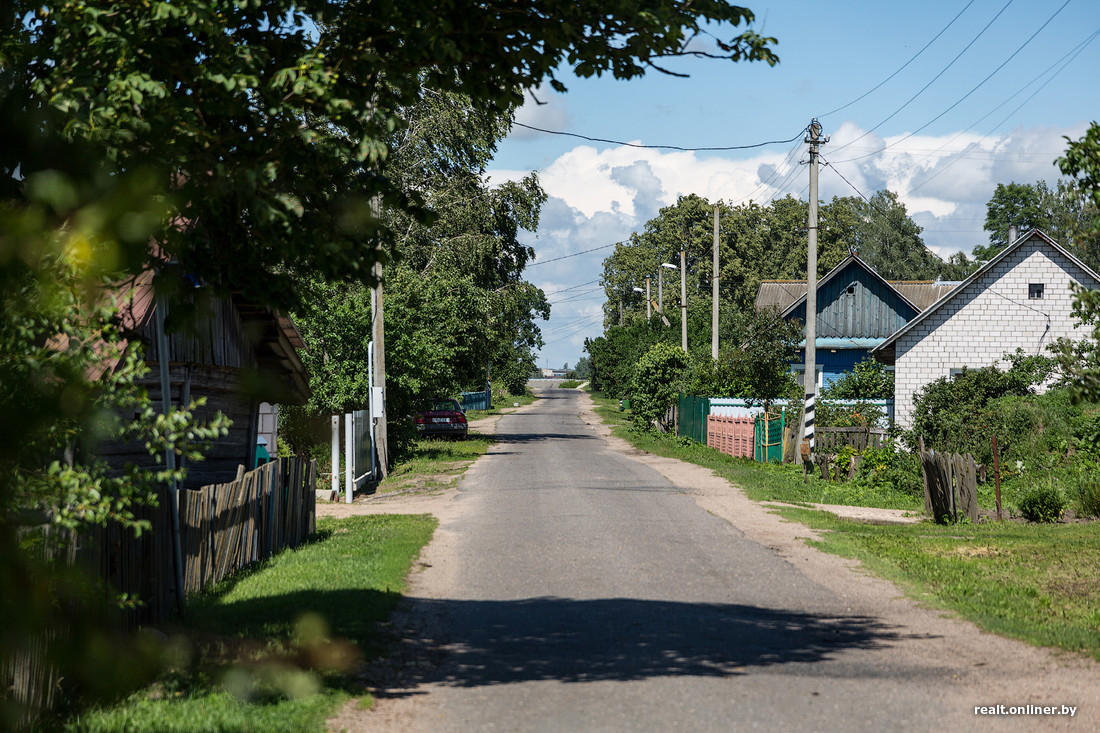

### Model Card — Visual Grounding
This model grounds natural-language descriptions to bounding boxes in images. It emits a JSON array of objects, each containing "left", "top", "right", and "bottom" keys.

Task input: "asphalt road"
[{"left": 388, "top": 389, "right": 1001, "bottom": 731}]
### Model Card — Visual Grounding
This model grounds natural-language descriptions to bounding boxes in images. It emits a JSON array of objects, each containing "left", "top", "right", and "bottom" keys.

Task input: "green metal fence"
[
  {"left": 754, "top": 410, "right": 785, "bottom": 463},
  {"left": 677, "top": 395, "right": 711, "bottom": 444}
]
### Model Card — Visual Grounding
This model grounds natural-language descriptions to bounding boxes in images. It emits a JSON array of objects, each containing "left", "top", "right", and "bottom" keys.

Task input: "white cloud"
[
  {"left": 511, "top": 85, "right": 572, "bottom": 140},
  {"left": 490, "top": 121, "right": 1089, "bottom": 366}
]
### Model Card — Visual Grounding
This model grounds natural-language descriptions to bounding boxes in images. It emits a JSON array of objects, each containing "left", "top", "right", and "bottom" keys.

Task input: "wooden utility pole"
[
  {"left": 370, "top": 263, "right": 388, "bottom": 477},
  {"left": 370, "top": 194, "right": 389, "bottom": 478},
  {"left": 802, "top": 119, "right": 826, "bottom": 459},
  {"left": 711, "top": 204, "right": 720, "bottom": 360},
  {"left": 680, "top": 246, "right": 688, "bottom": 353}
]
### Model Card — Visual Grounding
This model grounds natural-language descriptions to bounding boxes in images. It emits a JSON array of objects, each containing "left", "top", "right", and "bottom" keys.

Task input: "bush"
[
  {"left": 853, "top": 440, "right": 924, "bottom": 498},
  {"left": 1018, "top": 482, "right": 1067, "bottom": 522},
  {"left": 630, "top": 343, "right": 689, "bottom": 432},
  {"left": 1076, "top": 478, "right": 1100, "bottom": 518}
]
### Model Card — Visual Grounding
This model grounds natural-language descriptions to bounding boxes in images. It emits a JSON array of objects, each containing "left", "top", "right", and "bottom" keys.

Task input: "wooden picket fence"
[
  {"left": 179, "top": 457, "right": 317, "bottom": 594},
  {"left": 706, "top": 415, "right": 755, "bottom": 459},
  {"left": 4, "top": 458, "right": 316, "bottom": 729},
  {"left": 919, "top": 450, "right": 978, "bottom": 524},
  {"left": 816, "top": 426, "right": 889, "bottom": 453}
]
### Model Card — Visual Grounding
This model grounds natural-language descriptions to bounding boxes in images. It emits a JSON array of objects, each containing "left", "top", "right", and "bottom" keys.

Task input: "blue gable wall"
[
  {"left": 786, "top": 260, "right": 919, "bottom": 338},
  {"left": 786, "top": 259, "right": 916, "bottom": 388}
]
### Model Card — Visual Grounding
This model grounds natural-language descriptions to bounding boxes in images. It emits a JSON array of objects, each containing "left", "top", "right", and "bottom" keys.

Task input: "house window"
[
  {"left": 949, "top": 368, "right": 965, "bottom": 379},
  {"left": 792, "top": 365, "right": 823, "bottom": 390},
  {"left": 1029, "top": 283, "right": 1044, "bottom": 300}
]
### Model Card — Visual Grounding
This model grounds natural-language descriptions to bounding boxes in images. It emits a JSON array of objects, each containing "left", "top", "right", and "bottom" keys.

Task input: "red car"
[{"left": 414, "top": 398, "right": 468, "bottom": 439}]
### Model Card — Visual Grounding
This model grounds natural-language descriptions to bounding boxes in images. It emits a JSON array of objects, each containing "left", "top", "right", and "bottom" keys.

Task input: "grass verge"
[
  {"left": 589, "top": 391, "right": 921, "bottom": 510},
  {"left": 590, "top": 391, "right": 1100, "bottom": 658},
  {"left": 377, "top": 433, "right": 494, "bottom": 495},
  {"left": 67, "top": 514, "right": 437, "bottom": 733},
  {"left": 464, "top": 388, "right": 537, "bottom": 418}
]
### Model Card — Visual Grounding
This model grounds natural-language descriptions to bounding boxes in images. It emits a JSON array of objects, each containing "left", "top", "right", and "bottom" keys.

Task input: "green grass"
[
  {"left": 590, "top": 392, "right": 921, "bottom": 510},
  {"left": 781, "top": 507, "right": 1100, "bottom": 658},
  {"left": 378, "top": 432, "right": 494, "bottom": 494},
  {"left": 592, "top": 391, "right": 1100, "bottom": 658},
  {"left": 67, "top": 514, "right": 437, "bottom": 733}
]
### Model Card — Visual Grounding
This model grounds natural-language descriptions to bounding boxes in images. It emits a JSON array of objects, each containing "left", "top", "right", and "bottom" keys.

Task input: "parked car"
[{"left": 413, "top": 398, "right": 468, "bottom": 439}]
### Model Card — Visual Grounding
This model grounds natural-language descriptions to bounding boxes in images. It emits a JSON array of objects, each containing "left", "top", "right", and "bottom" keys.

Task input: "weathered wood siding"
[
  {"left": 99, "top": 365, "right": 257, "bottom": 490},
  {"left": 786, "top": 261, "right": 919, "bottom": 339}
]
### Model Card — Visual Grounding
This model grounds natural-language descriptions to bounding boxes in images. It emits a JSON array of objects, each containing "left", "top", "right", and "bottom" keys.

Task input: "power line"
[
  {"left": 818, "top": 0, "right": 979, "bottom": 120},
  {"left": 511, "top": 121, "right": 809, "bottom": 152},
  {"left": 828, "top": 0, "right": 1016, "bottom": 158},
  {"left": 832, "top": 0, "right": 1073, "bottom": 165},
  {"left": 528, "top": 242, "right": 619, "bottom": 267}
]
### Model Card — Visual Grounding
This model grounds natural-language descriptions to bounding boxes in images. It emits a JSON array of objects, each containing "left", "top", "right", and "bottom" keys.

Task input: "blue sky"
[{"left": 484, "top": 0, "right": 1100, "bottom": 370}]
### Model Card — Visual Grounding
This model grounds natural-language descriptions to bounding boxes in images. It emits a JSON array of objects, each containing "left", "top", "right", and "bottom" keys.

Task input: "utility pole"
[
  {"left": 645, "top": 276, "right": 652, "bottom": 320},
  {"left": 370, "top": 197, "right": 389, "bottom": 478},
  {"left": 680, "top": 245, "right": 688, "bottom": 352},
  {"left": 711, "top": 204, "right": 720, "bottom": 360},
  {"left": 802, "top": 119, "right": 826, "bottom": 460}
]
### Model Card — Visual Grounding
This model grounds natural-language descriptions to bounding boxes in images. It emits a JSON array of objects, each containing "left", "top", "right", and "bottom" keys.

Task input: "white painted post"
[
  {"left": 331, "top": 415, "right": 339, "bottom": 495},
  {"left": 344, "top": 413, "right": 353, "bottom": 503}
]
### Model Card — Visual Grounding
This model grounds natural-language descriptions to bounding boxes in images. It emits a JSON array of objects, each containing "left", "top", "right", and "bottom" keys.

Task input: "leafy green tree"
[
  {"left": 840, "top": 191, "right": 943, "bottom": 280},
  {"left": 1050, "top": 283, "right": 1100, "bottom": 404},
  {"left": 0, "top": 170, "right": 228, "bottom": 725},
  {"left": 5, "top": 0, "right": 776, "bottom": 311},
  {"left": 630, "top": 342, "right": 689, "bottom": 432},
  {"left": 822, "top": 358, "right": 895, "bottom": 400},
  {"left": 976, "top": 180, "right": 1096, "bottom": 263},
  {"left": 685, "top": 307, "right": 801, "bottom": 405},
  {"left": 1058, "top": 122, "right": 1100, "bottom": 233},
  {"left": 572, "top": 357, "right": 594, "bottom": 380}
]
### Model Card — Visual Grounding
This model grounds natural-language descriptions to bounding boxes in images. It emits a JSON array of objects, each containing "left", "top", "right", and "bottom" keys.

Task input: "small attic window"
[
  {"left": 846, "top": 283, "right": 856, "bottom": 295},
  {"left": 1028, "top": 283, "right": 1044, "bottom": 300}
]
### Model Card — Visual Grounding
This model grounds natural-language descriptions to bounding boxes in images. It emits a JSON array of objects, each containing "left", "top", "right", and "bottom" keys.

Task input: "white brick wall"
[{"left": 894, "top": 235, "right": 1100, "bottom": 429}]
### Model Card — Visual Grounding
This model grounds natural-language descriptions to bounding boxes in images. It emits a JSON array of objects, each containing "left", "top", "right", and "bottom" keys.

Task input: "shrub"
[
  {"left": 853, "top": 440, "right": 924, "bottom": 498},
  {"left": 630, "top": 342, "right": 689, "bottom": 432},
  {"left": 1076, "top": 478, "right": 1100, "bottom": 518},
  {"left": 1018, "top": 482, "right": 1067, "bottom": 523}
]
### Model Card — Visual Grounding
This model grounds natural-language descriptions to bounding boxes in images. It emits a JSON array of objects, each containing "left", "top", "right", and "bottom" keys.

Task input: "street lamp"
[{"left": 632, "top": 286, "right": 649, "bottom": 320}]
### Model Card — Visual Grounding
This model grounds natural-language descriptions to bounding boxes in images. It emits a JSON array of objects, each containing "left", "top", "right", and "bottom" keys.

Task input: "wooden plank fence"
[
  {"left": 816, "top": 426, "right": 889, "bottom": 454},
  {"left": 706, "top": 415, "right": 755, "bottom": 459},
  {"left": 5, "top": 458, "right": 317, "bottom": 728},
  {"left": 919, "top": 450, "right": 978, "bottom": 524}
]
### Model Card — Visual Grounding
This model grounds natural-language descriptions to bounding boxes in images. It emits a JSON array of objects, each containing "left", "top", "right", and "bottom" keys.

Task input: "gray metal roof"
[{"left": 755, "top": 278, "right": 953, "bottom": 313}]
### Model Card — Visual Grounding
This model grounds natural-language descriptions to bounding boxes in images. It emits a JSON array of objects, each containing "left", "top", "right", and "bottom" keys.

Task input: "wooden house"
[
  {"left": 873, "top": 229, "right": 1100, "bottom": 429},
  {"left": 755, "top": 254, "right": 954, "bottom": 390},
  {"left": 100, "top": 270, "right": 309, "bottom": 490}
]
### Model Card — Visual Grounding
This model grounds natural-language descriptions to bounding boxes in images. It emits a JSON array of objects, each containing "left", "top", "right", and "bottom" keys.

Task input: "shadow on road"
[{"left": 367, "top": 596, "right": 933, "bottom": 696}]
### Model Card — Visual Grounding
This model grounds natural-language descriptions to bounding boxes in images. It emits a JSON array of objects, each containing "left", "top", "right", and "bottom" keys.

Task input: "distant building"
[
  {"left": 873, "top": 229, "right": 1100, "bottom": 428},
  {"left": 755, "top": 253, "right": 953, "bottom": 391},
  {"left": 540, "top": 368, "right": 571, "bottom": 378}
]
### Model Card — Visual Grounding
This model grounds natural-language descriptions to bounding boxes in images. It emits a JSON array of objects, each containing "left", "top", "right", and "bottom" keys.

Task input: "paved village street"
[{"left": 338, "top": 388, "right": 1098, "bottom": 732}]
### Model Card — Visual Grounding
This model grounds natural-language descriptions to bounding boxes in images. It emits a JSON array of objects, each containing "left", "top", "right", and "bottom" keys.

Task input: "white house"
[{"left": 872, "top": 229, "right": 1100, "bottom": 429}]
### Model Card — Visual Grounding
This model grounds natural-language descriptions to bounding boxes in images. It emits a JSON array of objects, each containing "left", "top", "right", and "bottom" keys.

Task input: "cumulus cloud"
[{"left": 491, "top": 120, "right": 1087, "bottom": 367}]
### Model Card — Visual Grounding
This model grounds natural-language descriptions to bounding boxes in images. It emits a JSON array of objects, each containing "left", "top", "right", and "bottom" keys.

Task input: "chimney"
[{"left": 1009, "top": 225, "right": 1018, "bottom": 244}]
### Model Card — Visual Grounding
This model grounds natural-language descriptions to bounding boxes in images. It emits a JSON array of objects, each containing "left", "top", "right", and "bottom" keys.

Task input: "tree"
[
  {"left": 822, "top": 358, "right": 895, "bottom": 400},
  {"left": 684, "top": 306, "right": 801, "bottom": 405},
  {"left": 1050, "top": 283, "right": 1100, "bottom": 404},
  {"left": 976, "top": 180, "right": 1096, "bottom": 264},
  {"left": 839, "top": 191, "right": 943, "bottom": 280},
  {"left": 5, "top": 1, "right": 776, "bottom": 312}
]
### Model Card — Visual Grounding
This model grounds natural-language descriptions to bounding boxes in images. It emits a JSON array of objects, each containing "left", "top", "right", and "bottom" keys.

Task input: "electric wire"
[
  {"left": 510, "top": 122, "right": 809, "bottom": 152},
  {"left": 818, "top": 0, "right": 979, "bottom": 120},
  {"left": 527, "top": 242, "right": 619, "bottom": 267},
  {"left": 828, "top": 0, "right": 1016, "bottom": 158},
  {"left": 832, "top": 0, "right": 1073, "bottom": 165}
]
